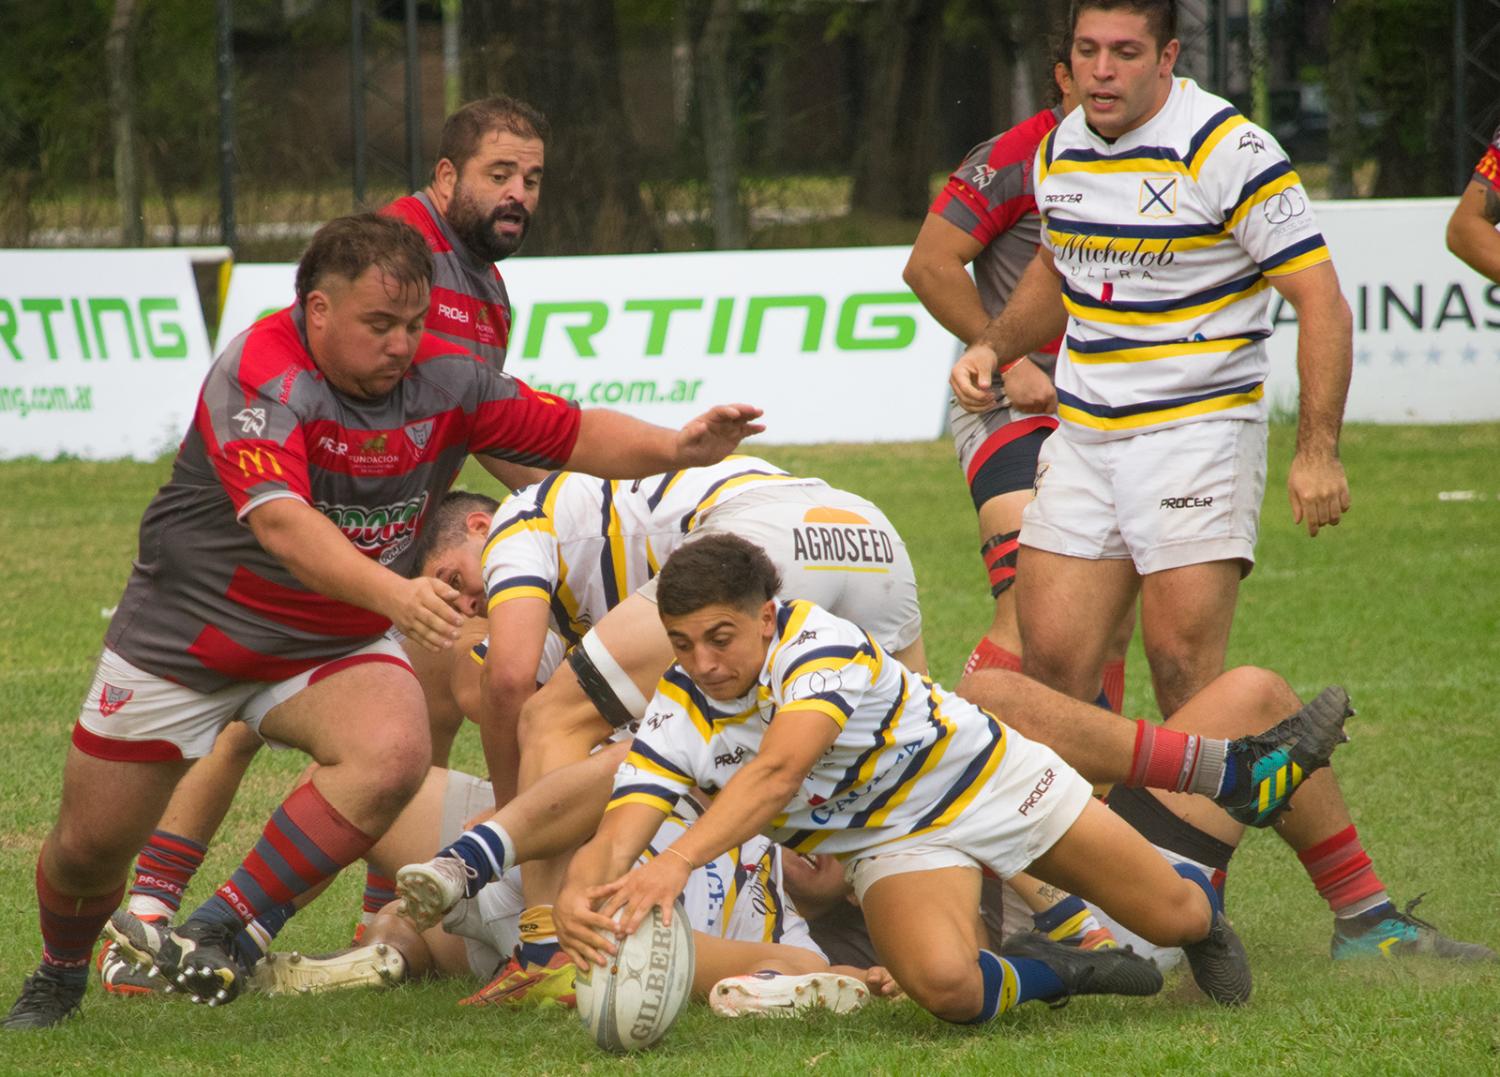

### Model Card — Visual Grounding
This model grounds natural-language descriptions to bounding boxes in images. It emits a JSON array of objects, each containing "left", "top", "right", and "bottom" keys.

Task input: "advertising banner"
[
  {"left": 1261, "top": 198, "right": 1500, "bottom": 422},
  {"left": 216, "top": 248, "right": 958, "bottom": 444},
  {"left": 0, "top": 250, "right": 214, "bottom": 460},
  {"left": 206, "top": 200, "right": 1500, "bottom": 450}
]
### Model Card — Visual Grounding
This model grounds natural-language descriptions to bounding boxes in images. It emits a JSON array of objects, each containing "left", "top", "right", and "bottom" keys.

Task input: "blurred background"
[{"left": 2, "top": 0, "right": 1497, "bottom": 265}]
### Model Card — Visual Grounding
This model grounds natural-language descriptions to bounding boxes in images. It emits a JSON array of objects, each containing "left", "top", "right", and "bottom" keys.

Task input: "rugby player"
[
  {"left": 4, "top": 212, "right": 764, "bottom": 1030},
  {"left": 949, "top": 0, "right": 1353, "bottom": 720},
  {"left": 554, "top": 533, "right": 1318, "bottom": 1017},
  {"left": 905, "top": 34, "right": 1132, "bottom": 710},
  {"left": 1446, "top": 122, "right": 1500, "bottom": 282}
]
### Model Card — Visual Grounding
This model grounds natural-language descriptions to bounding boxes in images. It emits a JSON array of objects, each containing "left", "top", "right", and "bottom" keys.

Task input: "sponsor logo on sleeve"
[
  {"left": 234, "top": 407, "right": 266, "bottom": 436},
  {"left": 1262, "top": 189, "right": 1307, "bottom": 226},
  {"left": 968, "top": 164, "right": 998, "bottom": 189},
  {"left": 1237, "top": 131, "right": 1266, "bottom": 154}
]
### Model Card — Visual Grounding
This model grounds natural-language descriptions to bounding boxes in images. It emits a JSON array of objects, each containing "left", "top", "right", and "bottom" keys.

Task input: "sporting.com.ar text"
[
  {"left": 531, "top": 377, "right": 703, "bottom": 406},
  {"left": 0, "top": 384, "right": 94, "bottom": 418}
]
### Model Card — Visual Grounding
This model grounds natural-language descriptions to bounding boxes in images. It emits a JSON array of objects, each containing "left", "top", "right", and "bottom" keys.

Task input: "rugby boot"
[
  {"left": 1332, "top": 895, "right": 1498, "bottom": 961},
  {"left": 97, "top": 938, "right": 163, "bottom": 997},
  {"left": 459, "top": 951, "right": 577, "bottom": 1008},
  {"left": 250, "top": 943, "right": 407, "bottom": 996},
  {"left": 3, "top": 966, "right": 86, "bottom": 1030},
  {"left": 1216, "top": 686, "right": 1353, "bottom": 827},
  {"left": 999, "top": 932, "right": 1163, "bottom": 1000},
  {"left": 396, "top": 855, "right": 475, "bottom": 932},
  {"left": 709, "top": 971, "right": 870, "bottom": 1017},
  {"left": 169, "top": 918, "right": 249, "bottom": 1006},
  {"left": 104, "top": 909, "right": 181, "bottom": 989},
  {"left": 1182, "top": 910, "right": 1253, "bottom": 1006}
]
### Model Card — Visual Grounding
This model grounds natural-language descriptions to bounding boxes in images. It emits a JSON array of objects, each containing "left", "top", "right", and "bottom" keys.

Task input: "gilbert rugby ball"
[{"left": 576, "top": 901, "right": 695, "bottom": 1052}]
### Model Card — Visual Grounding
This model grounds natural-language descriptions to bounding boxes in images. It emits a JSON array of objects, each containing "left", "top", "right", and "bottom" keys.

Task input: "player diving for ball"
[{"left": 548, "top": 532, "right": 1341, "bottom": 1017}]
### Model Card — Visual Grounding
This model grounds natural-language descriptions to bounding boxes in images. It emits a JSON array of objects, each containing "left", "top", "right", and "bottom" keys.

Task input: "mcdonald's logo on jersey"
[{"left": 236, "top": 446, "right": 283, "bottom": 479}]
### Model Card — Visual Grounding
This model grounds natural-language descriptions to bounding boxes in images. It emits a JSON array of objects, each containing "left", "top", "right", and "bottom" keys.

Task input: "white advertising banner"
[
  {"left": 1262, "top": 198, "right": 1500, "bottom": 422},
  {"left": 0, "top": 250, "right": 214, "bottom": 460},
  {"left": 216, "top": 249, "right": 958, "bottom": 444},
  {"left": 211, "top": 203, "right": 1500, "bottom": 449}
]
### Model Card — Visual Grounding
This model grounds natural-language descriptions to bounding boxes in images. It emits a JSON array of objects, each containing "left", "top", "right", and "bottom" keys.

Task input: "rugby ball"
[{"left": 576, "top": 901, "right": 695, "bottom": 1053}]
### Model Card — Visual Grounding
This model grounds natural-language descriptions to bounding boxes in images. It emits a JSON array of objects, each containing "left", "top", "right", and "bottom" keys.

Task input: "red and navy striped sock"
[
  {"left": 1101, "top": 659, "right": 1126, "bottom": 713},
  {"left": 192, "top": 782, "right": 373, "bottom": 928},
  {"left": 35, "top": 855, "right": 124, "bottom": 984},
  {"left": 962, "top": 638, "right": 1022, "bottom": 678},
  {"left": 363, "top": 870, "right": 398, "bottom": 917},
  {"left": 127, "top": 829, "right": 206, "bottom": 922}
]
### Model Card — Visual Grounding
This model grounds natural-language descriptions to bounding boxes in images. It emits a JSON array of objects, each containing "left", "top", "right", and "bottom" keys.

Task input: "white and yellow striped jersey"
[
  {"left": 481, "top": 471, "right": 655, "bottom": 644},
  {"left": 649, "top": 795, "right": 818, "bottom": 951},
  {"left": 609, "top": 600, "right": 1010, "bottom": 859},
  {"left": 481, "top": 458, "right": 819, "bottom": 644},
  {"left": 1036, "top": 77, "right": 1329, "bottom": 440}
]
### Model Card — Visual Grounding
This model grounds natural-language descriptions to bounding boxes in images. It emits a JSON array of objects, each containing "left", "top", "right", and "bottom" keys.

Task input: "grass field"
[{"left": 1, "top": 423, "right": 1498, "bottom": 1073}]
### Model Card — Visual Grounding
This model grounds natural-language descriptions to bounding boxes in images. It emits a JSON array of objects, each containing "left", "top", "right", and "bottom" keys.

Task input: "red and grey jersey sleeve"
[
  {"left": 1474, "top": 124, "right": 1500, "bottom": 193},
  {"left": 928, "top": 110, "right": 1058, "bottom": 247},
  {"left": 194, "top": 317, "right": 314, "bottom": 520},
  {"left": 469, "top": 366, "right": 582, "bottom": 468}
]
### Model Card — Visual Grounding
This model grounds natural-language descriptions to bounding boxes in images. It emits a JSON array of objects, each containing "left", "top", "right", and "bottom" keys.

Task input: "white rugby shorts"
[
  {"left": 72, "top": 638, "right": 413, "bottom": 762},
  {"left": 1020, "top": 419, "right": 1268, "bottom": 576},
  {"left": 847, "top": 727, "right": 1093, "bottom": 903}
]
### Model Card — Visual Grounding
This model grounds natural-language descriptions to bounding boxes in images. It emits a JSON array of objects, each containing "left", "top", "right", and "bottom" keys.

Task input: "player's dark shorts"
[{"left": 948, "top": 394, "right": 1058, "bottom": 509}]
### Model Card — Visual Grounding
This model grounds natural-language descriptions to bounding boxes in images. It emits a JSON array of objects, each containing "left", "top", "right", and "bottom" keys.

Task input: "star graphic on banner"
[
  {"left": 1461, "top": 345, "right": 1478, "bottom": 364},
  {"left": 1390, "top": 347, "right": 1408, "bottom": 365},
  {"left": 1356, "top": 347, "right": 1373, "bottom": 366},
  {"left": 1425, "top": 347, "right": 1443, "bottom": 365}
]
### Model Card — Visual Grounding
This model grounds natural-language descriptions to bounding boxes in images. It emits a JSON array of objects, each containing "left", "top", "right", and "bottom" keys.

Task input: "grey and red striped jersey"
[
  {"left": 930, "top": 106, "right": 1064, "bottom": 376},
  {"left": 104, "top": 306, "right": 580, "bottom": 693},
  {"left": 382, "top": 193, "right": 512, "bottom": 368}
]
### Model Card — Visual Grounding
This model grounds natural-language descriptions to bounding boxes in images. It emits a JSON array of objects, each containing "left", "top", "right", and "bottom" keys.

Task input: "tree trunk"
[
  {"left": 849, "top": 0, "right": 945, "bottom": 219},
  {"left": 106, "top": 0, "right": 144, "bottom": 246},
  {"left": 469, "top": 0, "right": 659, "bottom": 254},
  {"left": 696, "top": 0, "right": 744, "bottom": 249}
]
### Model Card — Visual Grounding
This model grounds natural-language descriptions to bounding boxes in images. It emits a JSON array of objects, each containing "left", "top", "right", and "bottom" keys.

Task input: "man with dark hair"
[
  {"left": 950, "top": 0, "right": 1351, "bottom": 729},
  {"left": 382, "top": 96, "right": 549, "bottom": 373},
  {"left": 906, "top": 37, "right": 1137, "bottom": 707},
  {"left": 1446, "top": 122, "right": 1500, "bottom": 282},
  {"left": 4, "top": 212, "right": 765, "bottom": 1029},
  {"left": 553, "top": 533, "right": 1339, "bottom": 1017}
]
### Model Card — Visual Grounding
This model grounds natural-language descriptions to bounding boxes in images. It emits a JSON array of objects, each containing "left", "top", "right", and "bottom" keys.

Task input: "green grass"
[{"left": 1, "top": 423, "right": 1498, "bottom": 1072}]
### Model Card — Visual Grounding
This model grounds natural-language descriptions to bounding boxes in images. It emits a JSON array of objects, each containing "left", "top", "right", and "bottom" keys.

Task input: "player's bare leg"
[
  {"left": 1016, "top": 547, "right": 1139, "bottom": 703},
  {"left": 861, "top": 864, "right": 1161, "bottom": 1023},
  {"left": 1026, "top": 798, "right": 1249, "bottom": 1004},
  {"left": 1139, "top": 560, "right": 1241, "bottom": 717},
  {"left": 136, "top": 663, "right": 429, "bottom": 1005},
  {"left": 6, "top": 750, "right": 190, "bottom": 1029},
  {"left": 403, "top": 617, "right": 488, "bottom": 767}
]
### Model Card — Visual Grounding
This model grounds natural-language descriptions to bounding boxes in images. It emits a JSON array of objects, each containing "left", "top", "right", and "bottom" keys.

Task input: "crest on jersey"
[
  {"left": 98, "top": 683, "right": 133, "bottom": 717},
  {"left": 1138, "top": 177, "right": 1177, "bottom": 218},
  {"left": 405, "top": 419, "right": 434, "bottom": 451},
  {"left": 234, "top": 407, "right": 266, "bottom": 436}
]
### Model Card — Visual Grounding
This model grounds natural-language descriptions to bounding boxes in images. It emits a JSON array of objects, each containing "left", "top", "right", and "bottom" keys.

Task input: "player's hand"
[
  {"left": 594, "top": 850, "right": 692, "bottom": 937},
  {"left": 383, "top": 576, "right": 464, "bottom": 652},
  {"left": 864, "top": 966, "right": 904, "bottom": 999},
  {"left": 950, "top": 343, "right": 1001, "bottom": 413},
  {"left": 1000, "top": 357, "right": 1056, "bottom": 414},
  {"left": 674, "top": 404, "right": 766, "bottom": 467},
  {"left": 1287, "top": 451, "right": 1350, "bottom": 537},
  {"left": 556, "top": 882, "right": 623, "bottom": 969}
]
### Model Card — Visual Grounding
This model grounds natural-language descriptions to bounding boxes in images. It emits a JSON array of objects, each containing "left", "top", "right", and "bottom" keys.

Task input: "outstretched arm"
[
  {"left": 564, "top": 404, "right": 765, "bottom": 479},
  {"left": 592, "top": 709, "right": 838, "bottom": 939},
  {"left": 1446, "top": 180, "right": 1500, "bottom": 283}
]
